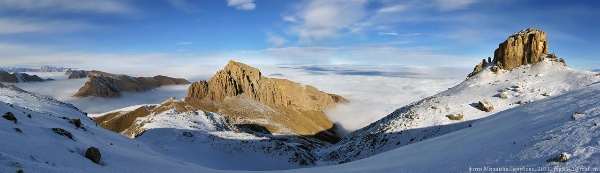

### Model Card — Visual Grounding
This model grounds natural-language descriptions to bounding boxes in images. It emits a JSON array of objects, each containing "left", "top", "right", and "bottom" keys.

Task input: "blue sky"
[{"left": 0, "top": 0, "right": 599, "bottom": 70}]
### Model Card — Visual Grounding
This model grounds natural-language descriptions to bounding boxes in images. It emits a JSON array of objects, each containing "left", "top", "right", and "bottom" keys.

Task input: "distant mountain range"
[{"left": 0, "top": 66, "right": 72, "bottom": 73}]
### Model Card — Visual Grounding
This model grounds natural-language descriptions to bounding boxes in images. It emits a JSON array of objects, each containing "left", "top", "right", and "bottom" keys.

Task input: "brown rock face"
[
  {"left": 92, "top": 98, "right": 197, "bottom": 137},
  {"left": 73, "top": 71, "right": 190, "bottom": 98},
  {"left": 493, "top": 28, "right": 548, "bottom": 71},
  {"left": 188, "top": 60, "right": 347, "bottom": 111},
  {"left": 0, "top": 70, "right": 45, "bottom": 83},
  {"left": 185, "top": 60, "right": 348, "bottom": 143}
]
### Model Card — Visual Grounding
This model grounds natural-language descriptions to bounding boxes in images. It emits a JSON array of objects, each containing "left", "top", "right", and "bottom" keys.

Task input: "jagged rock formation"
[
  {"left": 494, "top": 28, "right": 548, "bottom": 71},
  {"left": 185, "top": 60, "right": 348, "bottom": 143},
  {"left": 468, "top": 28, "right": 552, "bottom": 78},
  {"left": 73, "top": 72, "right": 189, "bottom": 98},
  {"left": 0, "top": 70, "right": 45, "bottom": 83}
]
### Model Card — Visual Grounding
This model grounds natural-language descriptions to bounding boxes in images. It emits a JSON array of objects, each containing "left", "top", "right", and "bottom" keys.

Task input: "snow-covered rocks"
[
  {"left": 547, "top": 152, "right": 570, "bottom": 163},
  {"left": 320, "top": 50, "right": 600, "bottom": 164},
  {"left": 477, "top": 99, "right": 494, "bottom": 112},
  {"left": 446, "top": 113, "right": 464, "bottom": 120}
]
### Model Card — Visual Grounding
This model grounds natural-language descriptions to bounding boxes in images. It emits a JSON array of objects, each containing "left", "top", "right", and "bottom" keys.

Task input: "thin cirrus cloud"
[
  {"left": 0, "top": 18, "right": 96, "bottom": 34},
  {"left": 226, "top": 0, "right": 256, "bottom": 10},
  {"left": 436, "top": 0, "right": 478, "bottom": 11},
  {"left": 0, "top": 0, "right": 135, "bottom": 14},
  {"left": 287, "top": 0, "right": 368, "bottom": 43},
  {"left": 377, "top": 5, "right": 408, "bottom": 14},
  {"left": 278, "top": 0, "right": 482, "bottom": 45},
  {"left": 266, "top": 33, "right": 288, "bottom": 47},
  {"left": 168, "top": 0, "right": 197, "bottom": 13},
  {"left": 177, "top": 42, "right": 194, "bottom": 45},
  {"left": 378, "top": 32, "right": 399, "bottom": 36}
]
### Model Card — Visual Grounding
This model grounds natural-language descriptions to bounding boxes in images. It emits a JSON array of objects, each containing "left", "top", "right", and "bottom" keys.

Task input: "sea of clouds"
[{"left": 5, "top": 65, "right": 468, "bottom": 136}]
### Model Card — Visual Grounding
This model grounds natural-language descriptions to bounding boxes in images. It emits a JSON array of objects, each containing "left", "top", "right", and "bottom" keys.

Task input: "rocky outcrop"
[
  {"left": 73, "top": 72, "right": 190, "bottom": 98},
  {"left": 185, "top": 60, "right": 348, "bottom": 143},
  {"left": 493, "top": 28, "right": 548, "bottom": 71},
  {"left": 477, "top": 99, "right": 494, "bottom": 112},
  {"left": 188, "top": 60, "right": 347, "bottom": 111},
  {"left": 467, "top": 28, "right": 552, "bottom": 78},
  {"left": 547, "top": 152, "right": 570, "bottom": 163},
  {"left": 85, "top": 147, "right": 102, "bottom": 164},
  {"left": 93, "top": 98, "right": 198, "bottom": 137},
  {"left": 0, "top": 70, "right": 45, "bottom": 83},
  {"left": 2, "top": 112, "right": 17, "bottom": 124}
]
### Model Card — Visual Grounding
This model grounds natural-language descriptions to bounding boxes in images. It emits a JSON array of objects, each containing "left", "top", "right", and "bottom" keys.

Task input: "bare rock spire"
[{"left": 493, "top": 27, "right": 548, "bottom": 70}]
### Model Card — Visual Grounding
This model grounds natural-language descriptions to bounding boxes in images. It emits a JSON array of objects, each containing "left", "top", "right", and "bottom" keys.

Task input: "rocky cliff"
[
  {"left": 0, "top": 70, "right": 45, "bottom": 83},
  {"left": 494, "top": 27, "right": 548, "bottom": 70},
  {"left": 185, "top": 60, "right": 348, "bottom": 143},
  {"left": 188, "top": 61, "right": 346, "bottom": 111},
  {"left": 73, "top": 72, "right": 190, "bottom": 98},
  {"left": 468, "top": 28, "right": 556, "bottom": 78}
]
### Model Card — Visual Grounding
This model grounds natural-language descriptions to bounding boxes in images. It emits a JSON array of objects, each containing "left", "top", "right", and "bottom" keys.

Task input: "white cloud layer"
[
  {"left": 226, "top": 0, "right": 256, "bottom": 10},
  {"left": 256, "top": 65, "right": 469, "bottom": 136},
  {"left": 6, "top": 65, "right": 468, "bottom": 137}
]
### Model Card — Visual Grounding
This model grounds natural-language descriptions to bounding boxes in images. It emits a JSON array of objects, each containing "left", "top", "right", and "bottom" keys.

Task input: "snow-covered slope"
[
  {"left": 0, "top": 84, "right": 213, "bottom": 173},
  {"left": 291, "top": 82, "right": 600, "bottom": 172},
  {"left": 93, "top": 101, "right": 329, "bottom": 171},
  {"left": 320, "top": 59, "right": 600, "bottom": 164}
]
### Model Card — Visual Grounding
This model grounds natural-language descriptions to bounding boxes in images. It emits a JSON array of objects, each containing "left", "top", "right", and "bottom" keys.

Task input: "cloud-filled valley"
[{"left": 3, "top": 65, "right": 468, "bottom": 135}]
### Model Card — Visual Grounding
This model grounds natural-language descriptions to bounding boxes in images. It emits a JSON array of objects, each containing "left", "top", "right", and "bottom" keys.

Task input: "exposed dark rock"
[
  {"left": 547, "top": 152, "right": 569, "bottom": 163},
  {"left": 51, "top": 128, "right": 74, "bottom": 140},
  {"left": 85, "top": 146, "right": 102, "bottom": 164},
  {"left": 2, "top": 112, "right": 17, "bottom": 124},
  {"left": 70, "top": 118, "right": 82, "bottom": 128}
]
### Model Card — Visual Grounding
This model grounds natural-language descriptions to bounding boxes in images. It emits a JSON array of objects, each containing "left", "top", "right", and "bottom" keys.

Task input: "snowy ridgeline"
[
  {"left": 0, "top": 85, "right": 213, "bottom": 173},
  {"left": 316, "top": 59, "right": 600, "bottom": 165},
  {"left": 1, "top": 58, "right": 600, "bottom": 172},
  {"left": 292, "top": 82, "right": 600, "bottom": 172}
]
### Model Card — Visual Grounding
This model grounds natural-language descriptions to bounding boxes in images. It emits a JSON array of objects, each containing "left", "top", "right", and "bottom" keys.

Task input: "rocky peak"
[
  {"left": 188, "top": 60, "right": 347, "bottom": 111},
  {"left": 493, "top": 27, "right": 549, "bottom": 71},
  {"left": 186, "top": 60, "right": 347, "bottom": 142},
  {"left": 467, "top": 28, "right": 555, "bottom": 78}
]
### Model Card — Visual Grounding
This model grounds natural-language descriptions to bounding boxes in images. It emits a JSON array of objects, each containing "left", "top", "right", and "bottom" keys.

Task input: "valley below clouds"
[{"left": 6, "top": 65, "right": 469, "bottom": 135}]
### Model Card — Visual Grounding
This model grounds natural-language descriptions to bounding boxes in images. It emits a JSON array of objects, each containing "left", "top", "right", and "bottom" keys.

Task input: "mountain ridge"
[{"left": 72, "top": 70, "right": 190, "bottom": 98}]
